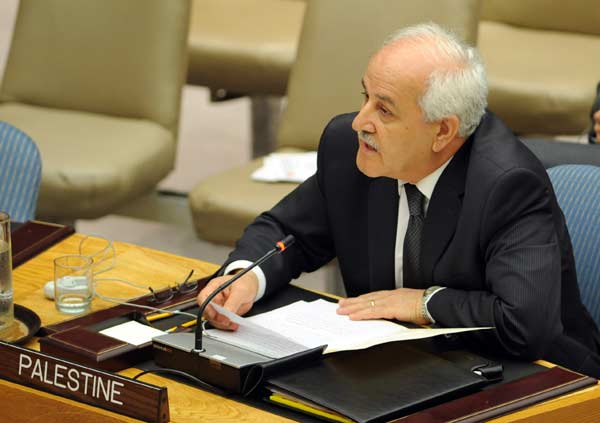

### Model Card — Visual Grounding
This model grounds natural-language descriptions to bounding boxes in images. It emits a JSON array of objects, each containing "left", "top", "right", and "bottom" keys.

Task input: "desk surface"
[{"left": 7, "top": 234, "right": 600, "bottom": 423}]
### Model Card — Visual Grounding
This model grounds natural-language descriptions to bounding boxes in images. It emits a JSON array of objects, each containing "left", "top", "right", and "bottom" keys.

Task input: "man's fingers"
[
  {"left": 200, "top": 303, "right": 240, "bottom": 331},
  {"left": 209, "top": 316, "right": 239, "bottom": 331},
  {"left": 338, "top": 301, "right": 383, "bottom": 320},
  {"left": 348, "top": 308, "right": 379, "bottom": 321},
  {"left": 195, "top": 273, "right": 258, "bottom": 331},
  {"left": 338, "top": 291, "right": 387, "bottom": 306},
  {"left": 200, "top": 291, "right": 227, "bottom": 319},
  {"left": 223, "top": 288, "right": 250, "bottom": 314},
  {"left": 337, "top": 301, "right": 366, "bottom": 315},
  {"left": 212, "top": 312, "right": 232, "bottom": 328},
  {"left": 203, "top": 304, "right": 216, "bottom": 320},
  {"left": 197, "top": 277, "right": 230, "bottom": 314},
  {"left": 337, "top": 299, "right": 384, "bottom": 318},
  {"left": 338, "top": 291, "right": 389, "bottom": 315}
]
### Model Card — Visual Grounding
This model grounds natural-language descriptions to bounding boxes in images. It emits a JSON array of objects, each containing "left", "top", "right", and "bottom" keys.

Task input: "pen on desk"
[
  {"left": 166, "top": 319, "right": 198, "bottom": 333},
  {"left": 147, "top": 312, "right": 173, "bottom": 322}
]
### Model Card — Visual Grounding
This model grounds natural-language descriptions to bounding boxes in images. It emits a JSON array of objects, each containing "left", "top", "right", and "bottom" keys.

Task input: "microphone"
[
  {"left": 193, "top": 235, "right": 295, "bottom": 352},
  {"left": 152, "top": 235, "right": 297, "bottom": 393}
]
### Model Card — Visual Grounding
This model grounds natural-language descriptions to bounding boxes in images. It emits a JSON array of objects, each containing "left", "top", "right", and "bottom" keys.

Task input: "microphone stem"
[{"left": 194, "top": 247, "right": 279, "bottom": 352}]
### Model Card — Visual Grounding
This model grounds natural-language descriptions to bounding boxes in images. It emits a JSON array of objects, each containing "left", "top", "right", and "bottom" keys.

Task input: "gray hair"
[{"left": 384, "top": 23, "right": 488, "bottom": 138}]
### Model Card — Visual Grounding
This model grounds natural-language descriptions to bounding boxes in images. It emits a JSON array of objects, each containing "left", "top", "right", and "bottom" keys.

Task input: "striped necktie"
[{"left": 403, "top": 183, "right": 425, "bottom": 288}]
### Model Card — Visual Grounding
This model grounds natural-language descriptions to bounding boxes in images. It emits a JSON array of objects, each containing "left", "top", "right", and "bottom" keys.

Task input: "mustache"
[{"left": 358, "top": 131, "right": 378, "bottom": 150}]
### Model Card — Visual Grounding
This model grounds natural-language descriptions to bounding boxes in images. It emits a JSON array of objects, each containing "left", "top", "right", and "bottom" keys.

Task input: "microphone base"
[{"left": 152, "top": 333, "right": 271, "bottom": 393}]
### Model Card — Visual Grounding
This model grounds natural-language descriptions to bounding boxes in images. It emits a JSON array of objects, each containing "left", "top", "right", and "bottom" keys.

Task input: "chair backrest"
[
  {"left": 480, "top": 0, "right": 600, "bottom": 36},
  {"left": 276, "top": 0, "right": 482, "bottom": 151},
  {"left": 521, "top": 138, "right": 600, "bottom": 169},
  {"left": 548, "top": 165, "right": 600, "bottom": 326},
  {"left": 0, "top": 121, "right": 42, "bottom": 222},
  {"left": 0, "top": 0, "right": 190, "bottom": 135}
]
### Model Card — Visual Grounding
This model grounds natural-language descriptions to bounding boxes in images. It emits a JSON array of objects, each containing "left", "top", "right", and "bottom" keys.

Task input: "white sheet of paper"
[
  {"left": 251, "top": 152, "right": 317, "bottom": 183},
  {"left": 248, "top": 299, "right": 403, "bottom": 350},
  {"left": 99, "top": 320, "right": 167, "bottom": 347},
  {"left": 208, "top": 303, "right": 309, "bottom": 358},
  {"left": 207, "top": 299, "right": 490, "bottom": 357}
]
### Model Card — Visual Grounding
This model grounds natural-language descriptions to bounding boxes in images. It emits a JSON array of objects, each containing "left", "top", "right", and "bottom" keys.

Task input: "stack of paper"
[{"left": 207, "top": 300, "right": 489, "bottom": 359}]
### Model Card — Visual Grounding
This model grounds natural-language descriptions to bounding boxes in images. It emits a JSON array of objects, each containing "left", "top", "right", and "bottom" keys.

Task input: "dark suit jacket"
[{"left": 226, "top": 112, "right": 600, "bottom": 376}]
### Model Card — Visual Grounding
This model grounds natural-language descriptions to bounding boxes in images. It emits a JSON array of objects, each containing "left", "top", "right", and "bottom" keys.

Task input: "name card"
[{"left": 0, "top": 341, "right": 169, "bottom": 423}]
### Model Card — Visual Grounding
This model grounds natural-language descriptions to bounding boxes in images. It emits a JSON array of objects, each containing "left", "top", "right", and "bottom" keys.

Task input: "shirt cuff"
[
  {"left": 223, "top": 260, "right": 266, "bottom": 302},
  {"left": 423, "top": 287, "right": 446, "bottom": 324}
]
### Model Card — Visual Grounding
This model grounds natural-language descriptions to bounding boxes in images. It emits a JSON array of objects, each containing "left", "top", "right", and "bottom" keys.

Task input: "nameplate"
[{"left": 0, "top": 341, "right": 169, "bottom": 423}]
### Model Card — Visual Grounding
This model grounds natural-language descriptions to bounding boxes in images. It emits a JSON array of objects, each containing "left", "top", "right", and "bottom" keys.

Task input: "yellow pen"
[
  {"left": 166, "top": 319, "right": 198, "bottom": 333},
  {"left": 147, "top": 312, "right": 173, "bottom": 322}
]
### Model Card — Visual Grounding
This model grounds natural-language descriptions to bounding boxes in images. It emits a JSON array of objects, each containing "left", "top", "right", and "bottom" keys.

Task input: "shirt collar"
[{"left": 397, "top": 157, "right": 453, "bottom": 200}]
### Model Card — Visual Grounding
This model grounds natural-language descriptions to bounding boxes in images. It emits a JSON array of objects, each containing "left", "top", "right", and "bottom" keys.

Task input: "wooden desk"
[{"left": 4, "top": 234, "right": 600, "bottom": 423}]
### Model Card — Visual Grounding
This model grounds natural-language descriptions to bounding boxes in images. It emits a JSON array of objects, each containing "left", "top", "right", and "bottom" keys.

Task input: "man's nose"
[{"left": 352, "top": 106, "right": 375, "bottom": 134}]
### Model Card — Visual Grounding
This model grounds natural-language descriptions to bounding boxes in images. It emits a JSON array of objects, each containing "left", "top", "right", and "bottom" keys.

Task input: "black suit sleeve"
[
  {"left": 224, "top": 122, "right": 337, "bottom": 297},
  {"left": 428, "top": 168, "right": 563, "bottom": 360}
]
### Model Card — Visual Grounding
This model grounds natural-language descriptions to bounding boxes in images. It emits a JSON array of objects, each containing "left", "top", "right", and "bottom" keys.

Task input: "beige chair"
[
  {"left": 478, "top": 0, "right": 600, "bottom": 135},
  {"left": 189, "top": 0, "right": 482, "bottom": 245},
  {"left": 0, "top": 0, "right": 190, "bottom": 221},
  {"left": 187, "top": 0, "right": 306, "bottom": 157}
]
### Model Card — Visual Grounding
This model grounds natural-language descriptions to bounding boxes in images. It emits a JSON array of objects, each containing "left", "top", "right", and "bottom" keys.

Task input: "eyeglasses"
[{"left": 147, "top": 270, "right": 198, "bottom": 304}]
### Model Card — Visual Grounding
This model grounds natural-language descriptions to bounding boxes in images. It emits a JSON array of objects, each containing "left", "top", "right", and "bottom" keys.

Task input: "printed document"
[{"left": 206, "top": 300, "right": 489, "bottom": 358}]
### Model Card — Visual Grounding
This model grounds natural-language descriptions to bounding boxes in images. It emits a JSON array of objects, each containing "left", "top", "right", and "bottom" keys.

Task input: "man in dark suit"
[{"left": 198, "top": 23, "right": 600, "bottom": 376}]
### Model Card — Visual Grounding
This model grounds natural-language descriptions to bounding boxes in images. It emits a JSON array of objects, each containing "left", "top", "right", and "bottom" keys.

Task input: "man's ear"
[{"left": 432, "top": 115, "right": 460, "bottom": 153}]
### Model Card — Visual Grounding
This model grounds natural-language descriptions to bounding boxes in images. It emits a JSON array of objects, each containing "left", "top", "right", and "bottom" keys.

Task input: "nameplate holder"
[{"left": 0, "top": 341, "right": 169, "bottom": 423}]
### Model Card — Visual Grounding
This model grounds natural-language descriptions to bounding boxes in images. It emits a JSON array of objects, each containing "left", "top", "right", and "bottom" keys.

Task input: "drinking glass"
[
  {"left": 0, "top": 212, "right": 13, "bottom": 336},
  {"left": 54, "top": 255, "right": 93, "bottom": 314}
]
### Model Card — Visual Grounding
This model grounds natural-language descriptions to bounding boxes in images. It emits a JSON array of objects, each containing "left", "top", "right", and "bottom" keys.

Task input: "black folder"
[{"left": 265, "top": 342, "right": 487, "bottom": 423}]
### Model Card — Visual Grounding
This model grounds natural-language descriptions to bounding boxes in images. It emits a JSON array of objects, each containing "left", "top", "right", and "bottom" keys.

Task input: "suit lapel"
[
  {"left": 368, "top": 177, "right": 399, "bottom": 292},
  {"left": 421, "top": 143, "right": 469, "bottom": 284}
]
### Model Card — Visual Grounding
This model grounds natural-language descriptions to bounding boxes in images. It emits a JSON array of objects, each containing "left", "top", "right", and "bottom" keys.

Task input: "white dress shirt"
[{"left": 394, "top": 159, "right": 451, "bottom": 288}]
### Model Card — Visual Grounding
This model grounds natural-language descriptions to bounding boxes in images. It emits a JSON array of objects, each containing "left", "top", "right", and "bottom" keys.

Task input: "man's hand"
[
  {"left": 594, "top": 109, "right": 600, "bottom": 140},
  {"left": 196, "top": 271, "right": 259, "bottom": 331},
  {"left": 336, "top": 288, "right": 429, "bottom": 325}
]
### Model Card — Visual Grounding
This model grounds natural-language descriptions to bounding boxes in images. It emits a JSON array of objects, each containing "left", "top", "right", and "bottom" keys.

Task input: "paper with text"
[
  {"left": 206, "top": 300, "right": 489, "bottom": 358},
  {"left": 207, "top": 303, "right": 309, "bottom": 358}
]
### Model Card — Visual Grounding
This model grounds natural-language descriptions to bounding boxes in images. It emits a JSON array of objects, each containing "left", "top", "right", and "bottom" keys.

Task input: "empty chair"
[
  {"left": 187, "top": 0, "right": 306, "bottom": 157},
  {"left": 478, "top": 0, "right": 600, "bottom": 135},
  {"left": 0, "top": 0, "right": 190, "bottom": 222},
  {"left": 187, "top": 0, "right": 305, "bottom": 98},
  {"left": 0, "top": 121, "right": 42, "bottom": 222},
  {"left": 548, "top": 165, "right": 600, "bottom": 326}
]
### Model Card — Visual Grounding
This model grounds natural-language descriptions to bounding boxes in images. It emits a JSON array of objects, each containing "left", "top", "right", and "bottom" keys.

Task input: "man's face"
[{"left": 352, "top": 45, "right": 439, "bottom": 182}]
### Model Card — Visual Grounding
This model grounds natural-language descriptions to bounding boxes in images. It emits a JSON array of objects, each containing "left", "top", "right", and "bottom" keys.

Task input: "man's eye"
[
  {"left": 378, "top": 105, "right": 390, "bottom": 116},
  {"left": 361, "top": 91, "right": 369, "bottom": 100}
]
